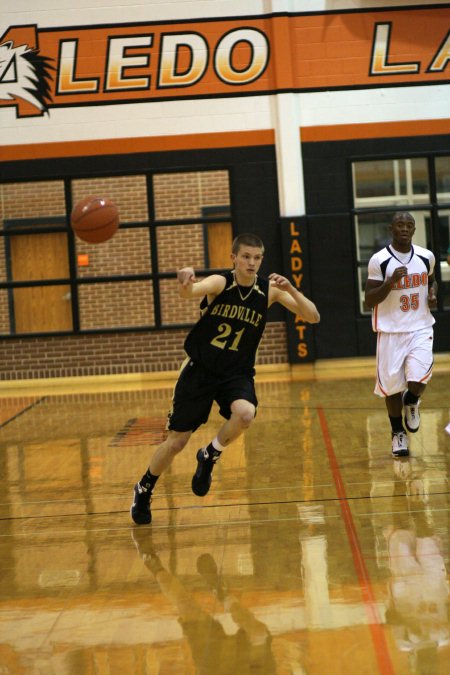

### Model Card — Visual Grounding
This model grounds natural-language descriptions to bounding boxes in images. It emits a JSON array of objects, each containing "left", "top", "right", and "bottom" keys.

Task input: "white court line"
[
  {"left": 0, "top": 475, "right": 448, "bottom": 508},
  {"left": 0, "top": 483, "right": 338, "bottom": 507},
  {"left": 1, "top": 506, "right": 449, "bottom": 539},
  {"left": 355, "top": 506, "right": 450, "bottom": 518},
  {"left": 0, "top": 513, "right": 341, "bottom": 538}
]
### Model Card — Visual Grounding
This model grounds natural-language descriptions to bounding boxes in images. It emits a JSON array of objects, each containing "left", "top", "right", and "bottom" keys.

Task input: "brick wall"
[
  {"left": 0, "top": 321, "right": 288, "bottom": 380},
  {"left": 0, "top": 171, "right": 290, "bottom": 380}
]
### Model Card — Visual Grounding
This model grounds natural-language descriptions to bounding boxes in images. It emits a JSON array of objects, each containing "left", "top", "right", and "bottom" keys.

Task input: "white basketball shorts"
[{"left": 374, "top": 326, "right": 434, "bottom": 397}]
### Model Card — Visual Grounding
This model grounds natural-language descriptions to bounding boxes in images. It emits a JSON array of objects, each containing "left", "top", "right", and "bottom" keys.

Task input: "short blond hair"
[{"left": 232, "top": 233, "right": 264, "bottom": 255}]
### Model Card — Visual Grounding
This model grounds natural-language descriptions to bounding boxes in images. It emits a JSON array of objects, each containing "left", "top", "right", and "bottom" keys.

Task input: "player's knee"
[
  {"left": 242, "top": 410, "right": 256, "bottom": 428},
  {"left": 234, "top": 404, "right": 256, "bottom": 428}
]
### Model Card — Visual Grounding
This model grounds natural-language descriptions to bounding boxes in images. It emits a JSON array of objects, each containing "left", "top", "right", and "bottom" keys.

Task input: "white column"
[
  {"left": 272, "top": 93, "right": 306, "bottom": 217},
  {"left": 268, "top": 0, "right": 306, "bottom": 217}
]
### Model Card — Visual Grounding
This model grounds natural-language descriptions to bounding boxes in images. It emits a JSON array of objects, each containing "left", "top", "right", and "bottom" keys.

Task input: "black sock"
[
  {"left": 389, "top": 416, "right": 404, "bottom": 434},
  {"left": 139, "top": 469, "right": 159, "bottom": 492},
  {"left": 403, "top": 390, "right": 419, "bottom": 405},
  {"left": 206, "top": 442, "right": 222, "bottom": 460}
]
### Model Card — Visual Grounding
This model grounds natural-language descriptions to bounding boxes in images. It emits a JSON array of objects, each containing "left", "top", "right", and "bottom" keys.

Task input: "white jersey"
[{"left": 367, "top": 244, "right": 435, "bottom": 333}]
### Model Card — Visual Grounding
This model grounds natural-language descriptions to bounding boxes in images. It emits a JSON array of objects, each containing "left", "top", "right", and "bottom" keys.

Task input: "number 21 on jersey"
[{"left": 211, "top": 323, "right": 245, "bottom": 351}]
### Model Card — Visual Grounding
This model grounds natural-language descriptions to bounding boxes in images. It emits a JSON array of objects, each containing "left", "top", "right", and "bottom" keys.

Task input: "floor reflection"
[
  {"left": 131, "top": 527, "right": 278, "bottom": 674},
  {"left": 0, "top": 373, "right": 448, "bottom": 673},
  {"left": 385, "top": 458, "right": 450, "bottom": 672}
]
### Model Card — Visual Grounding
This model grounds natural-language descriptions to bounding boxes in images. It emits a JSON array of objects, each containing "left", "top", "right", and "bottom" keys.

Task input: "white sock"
[{"left": 211, "top": 437, "right": 225, "bottom": 452}]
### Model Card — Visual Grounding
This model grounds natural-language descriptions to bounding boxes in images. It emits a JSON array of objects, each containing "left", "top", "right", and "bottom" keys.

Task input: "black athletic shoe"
[
  {"left": 191, "top": 447, "right": 220, "bottom": 496},
  {"left": 130, "top": 482, "right": 152, "bottom": 524}
]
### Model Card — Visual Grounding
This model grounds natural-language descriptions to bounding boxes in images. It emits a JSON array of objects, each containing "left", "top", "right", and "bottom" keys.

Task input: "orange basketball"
[{"left": 70, "top": 195, "right": 119, "bottom": 244}]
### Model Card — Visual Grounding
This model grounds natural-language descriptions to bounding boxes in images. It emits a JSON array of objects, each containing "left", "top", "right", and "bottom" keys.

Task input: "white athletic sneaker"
[
  {"left": 392, "top": 431, "right": 409, "bottom": 457},
  {"left": 402, "top": 391, "right": 421, "bottom": 433}
]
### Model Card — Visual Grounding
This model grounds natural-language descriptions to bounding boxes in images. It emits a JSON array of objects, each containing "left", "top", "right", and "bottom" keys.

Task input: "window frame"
[{"left": 0, "top": 168, "right": 234, "bottom": 338}]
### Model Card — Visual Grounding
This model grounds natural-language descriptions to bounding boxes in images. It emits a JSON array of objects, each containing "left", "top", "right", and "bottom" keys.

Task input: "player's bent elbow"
[
  {"left": 298, "top": 306, "right": 320, "bottom": 323},
  {"left": 305, "top": 304, "right": 320, "bottom": 323}
]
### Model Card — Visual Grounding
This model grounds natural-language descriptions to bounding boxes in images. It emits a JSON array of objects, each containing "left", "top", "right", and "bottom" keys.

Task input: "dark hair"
[
  {"left": 392, "top": 211, "right": 415, "bottom": 225},
  {"left": 232, "top": 233, "right": 264, "bottom": 255}
]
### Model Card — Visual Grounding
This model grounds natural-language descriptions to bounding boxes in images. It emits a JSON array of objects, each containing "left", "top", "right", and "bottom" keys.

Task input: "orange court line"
[{"left": 318, "top": 406, "right": 395, "bottom": 675}]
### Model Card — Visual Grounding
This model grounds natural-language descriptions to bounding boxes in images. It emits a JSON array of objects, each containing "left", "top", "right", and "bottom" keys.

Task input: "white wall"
[
  {"left": 2, "top": 0, "right": 449, "bottom": 146},
  {"left": 1, "top": 1, "right": 449, "bottom": 218}
]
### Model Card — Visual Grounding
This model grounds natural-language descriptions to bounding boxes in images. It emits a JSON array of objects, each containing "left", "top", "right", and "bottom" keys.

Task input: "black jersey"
[{"left": 184, "top": 270, "right": 269, "bottom": 376}]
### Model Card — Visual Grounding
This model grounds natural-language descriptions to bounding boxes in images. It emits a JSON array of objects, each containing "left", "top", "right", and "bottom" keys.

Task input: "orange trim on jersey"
[
  {"left": 1, "top": 129, "right": 275, "bottom": 161},
  {"left": 377, "top": 379, "right": 388, "bottom": 397},
  {"left": 301, "top": 118, "right": 450, "bottom": 142},
  {"left": 373, "top": 305, "right": 379, "bottom": 332},
  {"left": 376, "top": 333, "right": 389, "bottom": 397},
  {"left": 419, "top": 360, "right": 433, "bottom": 383}
]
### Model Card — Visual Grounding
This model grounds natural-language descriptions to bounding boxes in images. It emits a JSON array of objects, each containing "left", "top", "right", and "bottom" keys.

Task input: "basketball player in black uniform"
[{"left": 131, "top": 233, "right": 320, "bottom": 524}]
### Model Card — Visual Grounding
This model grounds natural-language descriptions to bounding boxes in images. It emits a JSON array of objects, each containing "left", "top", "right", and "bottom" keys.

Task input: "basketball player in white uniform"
[{"left": 365, "top": 212, "right": 437, "bottom": 457}]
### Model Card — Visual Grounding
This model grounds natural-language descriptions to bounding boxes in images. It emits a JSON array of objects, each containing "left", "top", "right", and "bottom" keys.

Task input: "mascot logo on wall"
[
  {"left": 0, "top": 24, "right": 55, "bottom": 118},
  {"left": 0, "top": 39, "right": 54, "bottom": 117}
]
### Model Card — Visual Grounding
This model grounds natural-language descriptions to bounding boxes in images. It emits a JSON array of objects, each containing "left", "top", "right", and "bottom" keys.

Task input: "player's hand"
[
  {"left": 428, "top": 286, "right": 437, "bottom": 308},
  {"left": 177, "top": 267, "right": 195, "bottom": 287},
  {"left": 269, "top": 273, "right": 291, "bottom": 290},
  {"left": 389, "top": 266, "right": 408, "bottom": 286}
]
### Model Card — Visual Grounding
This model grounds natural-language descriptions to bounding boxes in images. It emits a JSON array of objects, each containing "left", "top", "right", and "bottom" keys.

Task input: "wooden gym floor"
[{"left": 0, "top": 361, "right": 449, "bottom": 674}]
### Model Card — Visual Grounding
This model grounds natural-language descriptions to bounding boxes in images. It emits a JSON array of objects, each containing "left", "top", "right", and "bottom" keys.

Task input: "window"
[
  {"left": 0, "top": 170, "right": 233, "bottom": 336},
  {"left": 353, "top": 158, "right": 429, "bottom": 203},
  {"left": 352, "top": 156, "right": 450, "bottom": 313},
  {"left": 436, "top": 157, "right": 450, "bottom": 309}
]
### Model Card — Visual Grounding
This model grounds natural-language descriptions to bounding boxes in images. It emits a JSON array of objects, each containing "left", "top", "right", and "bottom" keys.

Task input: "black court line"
[
  {"left": 1, "top": 489, "right": 449, "bottom": 522},
  {"left": 0, "top": 397, "right": 48, "bottom": 430},
  {"left": 259, "top": 404, "right": 450, "bottom": 411}
]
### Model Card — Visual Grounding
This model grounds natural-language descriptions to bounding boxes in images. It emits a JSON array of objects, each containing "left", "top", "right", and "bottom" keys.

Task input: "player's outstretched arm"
[
  {"left": 268, "top": 273, "right": 320, "bottom": 323},
  {"left": 177, "top": 267, "right": 225, "bottom": 299}
]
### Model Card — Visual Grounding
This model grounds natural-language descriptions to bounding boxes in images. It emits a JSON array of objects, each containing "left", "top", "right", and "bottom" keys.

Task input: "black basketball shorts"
[{"left": 167, "top": 359, "right": 258, "bottom": 432}]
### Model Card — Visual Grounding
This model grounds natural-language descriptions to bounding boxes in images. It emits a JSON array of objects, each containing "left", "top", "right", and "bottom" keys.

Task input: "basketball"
[{"left": 70, "top": 195, "right": 119, "bottom": 243}]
